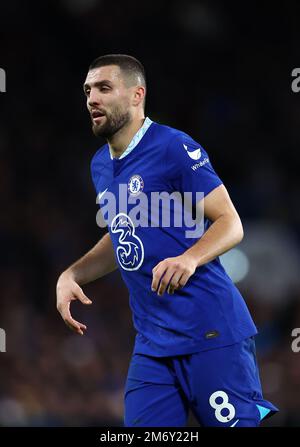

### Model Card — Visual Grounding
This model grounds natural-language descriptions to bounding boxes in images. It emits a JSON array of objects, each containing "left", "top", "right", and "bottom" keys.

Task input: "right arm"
[{"left": 56, "top": 232, "right": 117, "bottom": 335}]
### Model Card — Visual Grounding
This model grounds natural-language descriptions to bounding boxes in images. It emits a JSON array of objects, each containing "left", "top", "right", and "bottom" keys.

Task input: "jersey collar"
[{"left": 109, "top": 117, "right": 153, "bottom": 160}]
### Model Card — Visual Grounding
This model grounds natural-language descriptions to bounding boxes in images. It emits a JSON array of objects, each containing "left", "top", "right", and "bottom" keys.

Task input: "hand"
[
  {"left": 56, "top": 272, "right": 92, "bottom": 335},
  {"left": 151, "top": 253, "right": 197, "bottom": 296}
]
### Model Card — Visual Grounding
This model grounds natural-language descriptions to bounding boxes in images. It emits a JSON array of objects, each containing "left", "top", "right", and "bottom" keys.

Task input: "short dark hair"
[{"left": 89, "top": 54, "right": 146, "bottom": 89}]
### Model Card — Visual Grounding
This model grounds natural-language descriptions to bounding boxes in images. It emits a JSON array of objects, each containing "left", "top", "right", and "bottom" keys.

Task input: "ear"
[{"left": 132, "top": 86, "right": 145, "bottom": 107}]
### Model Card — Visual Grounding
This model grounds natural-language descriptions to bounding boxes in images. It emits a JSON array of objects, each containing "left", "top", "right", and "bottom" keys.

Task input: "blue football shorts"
[{"left": 124, "top": 336, "right": 278, "bottom": 427}]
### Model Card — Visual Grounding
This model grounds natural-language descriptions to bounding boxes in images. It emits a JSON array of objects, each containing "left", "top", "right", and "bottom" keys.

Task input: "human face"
[{"left": 83, "top": 65, "right": 131, "bottom": 138}]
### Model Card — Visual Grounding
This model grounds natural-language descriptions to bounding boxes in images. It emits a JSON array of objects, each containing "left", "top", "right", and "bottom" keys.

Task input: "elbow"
[
  {"left": 234, "top": 216, "right": 244, "bottom": 245},
  {"left": 224, "top": 212, "right": 244, "bottom": 246},
  {"left": 237, "top": 221, "right": 244, "bottom": 244}
]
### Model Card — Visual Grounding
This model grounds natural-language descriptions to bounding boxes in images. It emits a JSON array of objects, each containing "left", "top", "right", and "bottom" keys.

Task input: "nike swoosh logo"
[
  {"left": 98, "top": 188, "right": 108, "bottom": 201},
  {"left": 183, "top": 144, "right": 202, "bottom": 160},
  {"left": 230, "top": 419, "right": 239, "bottom": 427}
]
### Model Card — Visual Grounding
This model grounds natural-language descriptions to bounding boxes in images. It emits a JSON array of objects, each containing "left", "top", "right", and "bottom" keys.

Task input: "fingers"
[
  {"left": 178, "top": 272, "right": 190, "bottom": 289},
  {"left": 151, "top": 262, "right": 167, "bottom": 295},
  {"left": 62, "top": 308, "right": 87, "bottom": 336},
  {"left": 152, "top": 262, "right": 178, "bottom": 296},
  {"left": 74, "top": 284, "right": 92, "bottom": 305},
  {"left": 167, "top": 271, "right": 183, "bottom": 295},
  {"left": 152, "top": 257, "right": 195, "bottom": 297},
  {"left": 65, "top": 319, "right": 87, "bottom": 336},
  {"left": 56, "top": 276, "right": 92, "bottom": 335},
  {"left": 158, "top": 269, "right": 178, "bottom": 296},
  {"left": 58, "top": 301, "right": 88, "bottom": 336}
]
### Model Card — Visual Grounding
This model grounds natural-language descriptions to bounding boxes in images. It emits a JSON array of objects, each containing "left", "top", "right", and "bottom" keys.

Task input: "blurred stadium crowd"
[{"left": 0, "top": 0, "right": 300, "bottom": 426}]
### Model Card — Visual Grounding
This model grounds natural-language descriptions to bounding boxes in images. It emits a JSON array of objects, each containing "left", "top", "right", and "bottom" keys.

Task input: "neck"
[{"left": 108, "top": 114, "right": 145, "bottom": 158}]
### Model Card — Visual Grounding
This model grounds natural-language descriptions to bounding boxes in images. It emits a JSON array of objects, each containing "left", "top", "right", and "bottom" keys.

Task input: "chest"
[{"left": 96, "top": 151, "right": 171, "bottom": 201}]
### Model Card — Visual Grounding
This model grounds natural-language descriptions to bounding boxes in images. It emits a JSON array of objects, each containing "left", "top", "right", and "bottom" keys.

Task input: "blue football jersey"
[{"left": 91, "top": 118, "right": 257, "bottom": 357}]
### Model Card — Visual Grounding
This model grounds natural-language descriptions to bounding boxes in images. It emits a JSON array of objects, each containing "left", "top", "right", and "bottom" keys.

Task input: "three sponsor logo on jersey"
[{"left": 111, "top": 213, "right": 144, "bottom": 271}]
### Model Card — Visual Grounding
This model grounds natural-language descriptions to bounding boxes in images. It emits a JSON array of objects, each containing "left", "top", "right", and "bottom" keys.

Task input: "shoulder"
[
  {"left": 153, "top": 121, "right": 202, "bottom": 150},
  {"left": 152, "top": 121, "right": 205, "bottom": 163},
  {"left": 152, "top": 121, "right": 190, "bottom": 145}
]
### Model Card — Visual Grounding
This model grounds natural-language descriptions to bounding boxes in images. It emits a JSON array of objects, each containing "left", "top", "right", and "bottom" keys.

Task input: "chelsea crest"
[{"left": 128, "top": 174, "right": 144, "bottom": 196}]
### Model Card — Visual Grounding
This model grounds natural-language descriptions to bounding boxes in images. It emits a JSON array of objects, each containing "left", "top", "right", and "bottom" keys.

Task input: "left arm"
[{"left": 151, "top": 184, "right": 244, "bottom": 296}]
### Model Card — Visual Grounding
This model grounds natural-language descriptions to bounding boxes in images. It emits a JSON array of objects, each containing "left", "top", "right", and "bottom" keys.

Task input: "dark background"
[{"left": 0, "top": 0, "right": 300, "bottom": 426}]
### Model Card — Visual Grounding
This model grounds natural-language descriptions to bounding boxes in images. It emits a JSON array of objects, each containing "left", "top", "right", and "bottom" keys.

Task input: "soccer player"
[{"left": 56, "top": 54, "right": 278, "bottom": 427}]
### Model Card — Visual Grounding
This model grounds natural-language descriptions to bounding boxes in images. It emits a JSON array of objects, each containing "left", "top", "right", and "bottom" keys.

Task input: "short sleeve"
[{"left": 165, "top": 132, "right": 222, "bottom": 203}]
